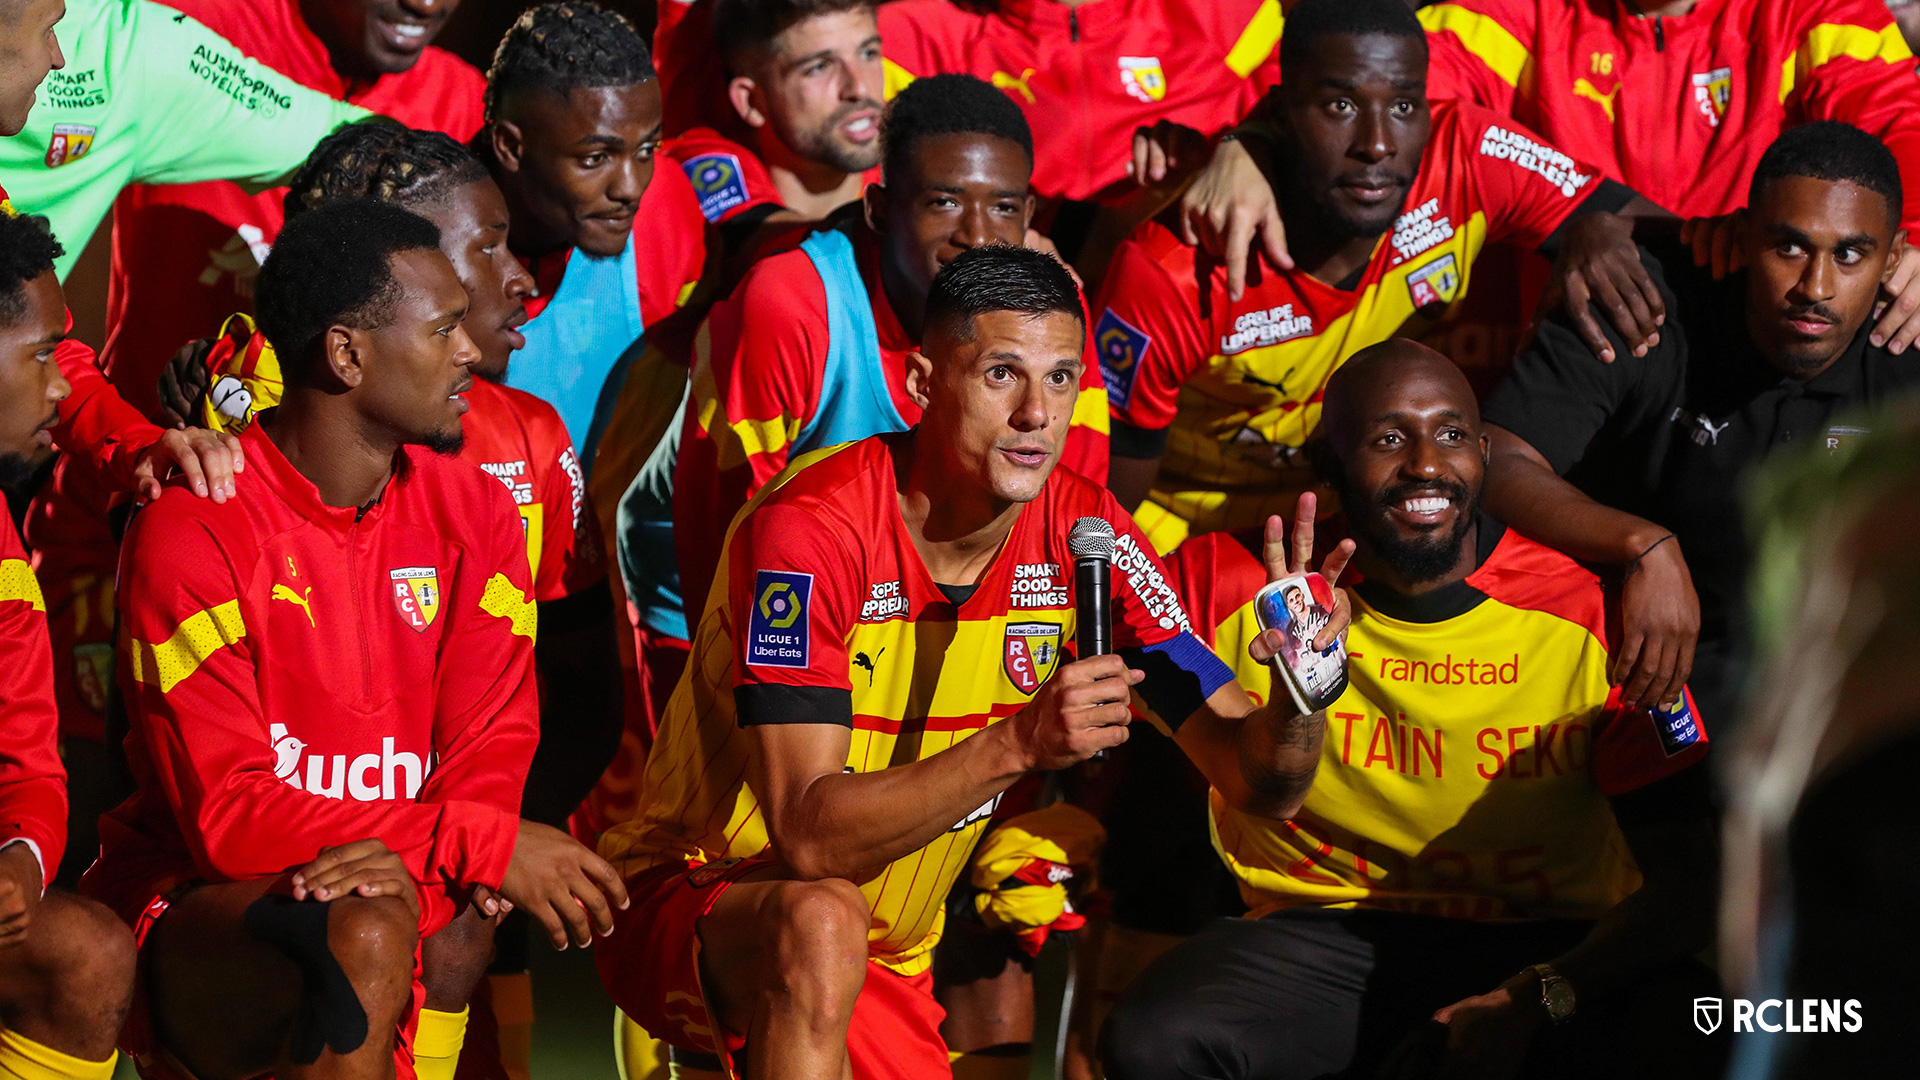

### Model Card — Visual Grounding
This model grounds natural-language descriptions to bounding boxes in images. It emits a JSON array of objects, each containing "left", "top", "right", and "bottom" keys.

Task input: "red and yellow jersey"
[
  {"left": 604, "top": 433, "right": 1226, "bottom": 974},
  {"left": 85, "top": 422, "right": 540, "bottom": 936},
  {"left": 522, "top": 159, "right": 712, "bottom": 331},
  {"left": 666, "top": 127, "right": 883, "bottom": 224},
  {"left": 99, "top": 0, "right": 485, "bottom": 422},
  {"left": 1421, "top": 0, "right": 1920, "bottom": 225},
  {"left": 1167, "top": 523, "right": 1708, "bottom": 921},
  {"left": 877, "top": 0, "right": 1282, "bottom": 202},
  {"left": 461, "top": 378, "right": 604, "bottom": 603},
  {"left": 673, "top": 223, "right": 1110, "bottom": 611},
  {"left": 1095, "top": 99, "right": 1612, "bottom": 549},
  {"left": 666, "top": 127, "right": 785, "bottom": 225},
  {"left": 0, "top": 499, "right": 68, "bottom": 884}
]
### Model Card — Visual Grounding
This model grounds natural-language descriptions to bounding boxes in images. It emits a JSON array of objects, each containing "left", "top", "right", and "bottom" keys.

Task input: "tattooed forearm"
[{"left": 1237, "top": 706, "right": 1325, "bottom": 818}]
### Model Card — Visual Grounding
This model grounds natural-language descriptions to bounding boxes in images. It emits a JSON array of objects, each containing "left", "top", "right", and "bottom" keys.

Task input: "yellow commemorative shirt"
[
  {"left": 1094, "top": 99, "right": 1619, "bottom": 551},
  {"left": 1162, "top": 522, "right": 1707, "bottom": 920}
]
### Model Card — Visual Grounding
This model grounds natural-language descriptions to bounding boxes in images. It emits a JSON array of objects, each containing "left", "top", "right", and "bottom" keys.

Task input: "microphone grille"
[{"left": 1069, "top": 516, "right": 1116, "bottom": 562}]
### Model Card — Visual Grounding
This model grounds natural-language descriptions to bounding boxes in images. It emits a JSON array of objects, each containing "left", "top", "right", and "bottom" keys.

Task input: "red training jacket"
[
  {"left": 878, "top": 0, "right": 1282, "bottom": 202},
  {"left": 0, "top": 499, "right": 68, "bottom": 885},
  {"left": 461, "top": 377, "right": 605, "bottom": 603},
  {"left": 1420, "top": 0, "right": 1920, "bottom": 224},
  {"left": 86, "top": 422, "right": 540, "bottom": 936}
]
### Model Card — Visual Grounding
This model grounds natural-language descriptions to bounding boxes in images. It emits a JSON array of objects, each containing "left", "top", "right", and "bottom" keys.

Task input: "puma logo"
[
  {"left": 1692, "top": 416, "right": 1730, "bottom": 446},
  {"left": 1573, "top": 78, "right": 1620, "bottom": 121},
  {"left": 1672, "top": 408, "right": 1731, "bottom": 446},
  {"left": 852, "top": 647, "right": 886, "bottom": 687},
  {"left": 272, "top": 583, "right": 315, "bottom": 626},
  {"left": 992, "top": 68, "right": 1037, "bottom": 104}
]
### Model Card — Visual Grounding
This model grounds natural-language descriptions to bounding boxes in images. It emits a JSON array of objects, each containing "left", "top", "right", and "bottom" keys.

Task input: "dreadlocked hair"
[
  {"left": 485, "top": 2, "right": 656, "bottom": 124},
  {"left": 283, "top": 120, "right": 490, "bottom": 219}
]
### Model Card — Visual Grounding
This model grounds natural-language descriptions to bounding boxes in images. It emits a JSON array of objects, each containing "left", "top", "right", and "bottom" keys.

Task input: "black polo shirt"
[{"left": 1481, "top": 241, "right": 1920, "bottom": 725}]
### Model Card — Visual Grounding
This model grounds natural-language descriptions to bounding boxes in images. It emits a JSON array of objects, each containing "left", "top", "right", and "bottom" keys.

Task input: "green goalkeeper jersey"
[{"left": 0, "top": 0, "right": 369, "bottom": 278}]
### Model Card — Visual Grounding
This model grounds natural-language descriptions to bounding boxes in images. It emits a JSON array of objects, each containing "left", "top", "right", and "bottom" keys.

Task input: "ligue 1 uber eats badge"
[{"left": 747, "top": 570, "right": 813, "bottom": 668}]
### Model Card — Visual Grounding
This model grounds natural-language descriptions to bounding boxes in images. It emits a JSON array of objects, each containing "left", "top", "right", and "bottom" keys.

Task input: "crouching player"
[
  {"left": 595, "top": 244, "right": 1349, "bottom": 1080},
  {"left": 82, "top": 201, "right": 627, "bottom": 1080},
  {"left": 1103, "top": 342, "right": 1723, "bottom": 1080},
  {"left": 0, "top": 208, "right": 137, "bottom": 1080}
]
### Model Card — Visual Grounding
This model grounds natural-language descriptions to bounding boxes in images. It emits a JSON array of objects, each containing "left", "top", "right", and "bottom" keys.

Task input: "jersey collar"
[
  {"left": 1796, "top": 320, "right": 1876, "bottom": 399},
  {"left": 994, "top": 0, "right": 1134, "bottom": 37},
  {"left": 241, "top": 417, "right": 410, "bottom": 530},
  {"left": 1352, "top": 514, "right": 1507, "bottom": 623}
]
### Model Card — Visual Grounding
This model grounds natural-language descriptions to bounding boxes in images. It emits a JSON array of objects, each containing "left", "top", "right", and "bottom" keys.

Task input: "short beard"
[
  {"left": 789, "top": 101, "right": 884, "bottom": 175},
  {"left": 1342, "top": 475, "right": 1479, "bottom": 584},
  {"left": 0, "top": 452, "right": 32, "bottom": 492},
  {"left": 417, "top": 428, "right": 465, "bottom": 457}
]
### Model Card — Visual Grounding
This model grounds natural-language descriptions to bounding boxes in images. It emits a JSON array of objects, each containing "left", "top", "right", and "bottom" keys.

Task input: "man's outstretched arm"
[{"left": 1483, "top": 426, "right": 1697, "bottom": 712}]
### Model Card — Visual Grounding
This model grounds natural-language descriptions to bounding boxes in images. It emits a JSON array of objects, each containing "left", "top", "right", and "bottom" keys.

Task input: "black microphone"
[{"left": 1069, "top": 516, "right": 1115, "bottom": 659}]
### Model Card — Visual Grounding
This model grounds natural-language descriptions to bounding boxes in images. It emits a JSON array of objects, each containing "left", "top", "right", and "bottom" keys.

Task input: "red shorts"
[{"left": 596, "top": 859, "right": 951, "bottom": 1080}]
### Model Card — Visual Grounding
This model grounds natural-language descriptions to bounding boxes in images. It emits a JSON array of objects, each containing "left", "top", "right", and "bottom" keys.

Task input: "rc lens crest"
[
  {"left": 1004, "top": 621, "right": 1063, "bottom": 695},
  {"left": 1118, "top": 56, "right": 1167, "bottom": 103},
  {"left": 389, "top": 566, "right": 441, "bottom": 632}
]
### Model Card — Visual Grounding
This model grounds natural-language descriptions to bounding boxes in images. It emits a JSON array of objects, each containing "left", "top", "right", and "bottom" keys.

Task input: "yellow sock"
[
  {"left": 413, "top": 1006, "right": 468, "bottom": 1080},
  {"left": 615, "top": 1009, "right": 671, "bottom": 1080},
  {"left": 0, "top": 1029, "right": 115, "bottom": 1080},
  {"left": 949, "top": 1047, "right": 1031, "bottom": 1080},
  {"left": 492, "top": 973, "right": 535, "bottom": 1080}
]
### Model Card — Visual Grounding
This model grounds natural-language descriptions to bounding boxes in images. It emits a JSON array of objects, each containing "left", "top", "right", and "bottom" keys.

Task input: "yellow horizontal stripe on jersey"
[
  {"left": 1070, "top": 385, "right": 1111, "bottom": 436},
  {"left": 725, "top": 414, "right": 802, "bottom": 469},
  {"left": 1157, "top": 210, "right": 1491, "bottom": 512},
  {"left": 1417, "top": 4, "right": 1531, "bottom": 89},
  {"left": 883, "top": 57, "right": 917, "bottom": 101},
  {"left": 1779, "top": 23, "right": 1914, "bottom": 102},
  {"left": 1225, "top": 0, "right": 1285, "bottom": 79},
  {"left": 846, "top": 610, "right": 1073, "bottom": 728},
  {"left": 479, "top": 574, "right": 538, "bottom": 640},
  {"left": 131, "top": 600, "right": 246, "bottom": 694},
  {"left": 0, "top": 559, "right": 44, "bottom": 612}
]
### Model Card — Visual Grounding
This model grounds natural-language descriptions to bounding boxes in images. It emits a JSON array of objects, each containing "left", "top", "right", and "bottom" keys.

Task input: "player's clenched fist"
[
  {"left": 500, "top": 820, "right": 631, "bottom": 951},
  {"left": 1006, "top": 653, "right": 1144, "bottom": 770}
]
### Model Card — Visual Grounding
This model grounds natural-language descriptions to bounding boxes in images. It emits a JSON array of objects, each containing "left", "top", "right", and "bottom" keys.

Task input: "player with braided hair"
[
  {"left": 159, "top": 120, "right": 626, "bottom": 1080},
  {"left": 31, "top": 0, "right": 486, "bottom": 789},
  {"left": 478, "top": 0, "right": 707, "bottom": 464},
  {"left": 478, "top": 2, "right": 714, "bottom": 867},
  {"left": 284, "top": 124, "right": 494, "bottom": 217}
]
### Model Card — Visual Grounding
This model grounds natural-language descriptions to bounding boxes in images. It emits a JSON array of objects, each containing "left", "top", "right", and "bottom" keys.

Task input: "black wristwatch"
[{"left": 1529, "top": 964, "right": 1576, "bottom": 1024}]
